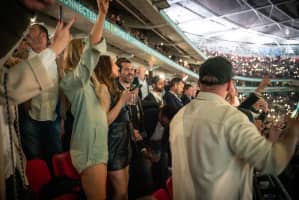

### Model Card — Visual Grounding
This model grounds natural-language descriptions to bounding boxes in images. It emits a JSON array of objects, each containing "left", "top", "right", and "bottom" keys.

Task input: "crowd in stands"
[
  {"left": 204, "top": 49, "right": 299, "bottom": 79},
  {"left": 109, "top": 8, "right": 299, "bottom": 79},
  {"left": 108, "top": 13, "right": 197, "bottom": 73},
  {"left": 108, "top": 12, "right": 299, "bottom": 80},
  {"left": 1, "top": 1, "right": 299, "bottom": 200},
  {"left": 238, "top": 91, "right": 298, "bottom": 138},
  {"left": 107, "top": 11, "right": 299, "bottom": 80}
]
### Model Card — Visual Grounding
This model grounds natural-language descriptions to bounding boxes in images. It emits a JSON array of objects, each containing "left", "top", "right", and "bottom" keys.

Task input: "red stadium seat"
[
  {"left": 166, "top": 177, "right": 173, "bottom": 200},
  {"left": 26, "top": 159, "right": 52, "bottom": 199},
  {"left": 152, "top": 188, "right": 170, "bottom": 200},
  {"left": 52, "top": 152, "right": 80, "bottom": 179}
]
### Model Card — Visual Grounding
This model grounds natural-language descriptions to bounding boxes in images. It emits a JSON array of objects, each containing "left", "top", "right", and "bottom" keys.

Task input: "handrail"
[
  {"left": 58, "top": 0, "right": 199, "bottom": 79},
  {"left": 233, "top": 75, "right": 297, "bottom": 82},
  {"left": 57, "top": 0, "right": 299, "bottom": 85},
  {"left": 236, "top": 86, "right": 298, "bottom": 93}
]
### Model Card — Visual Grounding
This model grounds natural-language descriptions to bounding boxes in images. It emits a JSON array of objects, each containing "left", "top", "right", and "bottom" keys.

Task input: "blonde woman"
[{"left": 60, "top": 0, "right": 110, "bottom": 199}]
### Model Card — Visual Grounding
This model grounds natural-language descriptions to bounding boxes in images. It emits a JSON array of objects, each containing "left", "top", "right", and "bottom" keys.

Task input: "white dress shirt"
[
  {"left": 150, "top": 121, "right": 164, "bottom": 141},
  {"left": 1, "top": 47, "right": 56, "bottom": 180},
  {"left": 151, "top": 91, "right": 163, "bottom": 106},
  {"left": 138, "top": 78, "right": 149, "bottom": 100},
  {"left": 28, "top": 49, "right": 59, "bottom": 121},
  {"left": 170, "top": 92, "right": 287, "bottom": 200}
]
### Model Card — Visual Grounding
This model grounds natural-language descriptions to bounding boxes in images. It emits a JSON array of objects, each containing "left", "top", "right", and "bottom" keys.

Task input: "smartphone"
[
  {"left": 290, "top": 102, "right": 299, "bottom": 119},
  {"left": 59, "top": 5, "right": 63, "bottom": 22},
  {"left": 130, "top": 84, "right": 142, "bottom": 91}
]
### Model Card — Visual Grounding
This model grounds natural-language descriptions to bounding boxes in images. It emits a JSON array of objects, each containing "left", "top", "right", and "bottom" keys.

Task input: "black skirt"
[{"left": 107, "top": 122, "right": 132, "bottom": 171}]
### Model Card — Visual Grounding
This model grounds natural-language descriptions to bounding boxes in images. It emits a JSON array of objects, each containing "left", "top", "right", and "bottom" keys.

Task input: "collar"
[
  {"left": 119, "top": 80, "right": 130, "bottom": 90},
  {"left": 138, "top": 78, "right": 147, "bottom": 84},
  {"left": 151, "top": 91, "right": 162, "bottom": 102},
  {"left": 28, "top": 48, "right": 37, "bottom": 58},
  {"left": 196, "top": 92, "right": 230, "bottom": 105},
  {"left": 29, "top": 48, "right": 46, "bottom": 58},
  {"left": 169, "top": 91, "right": 182, "bottom": 102}
]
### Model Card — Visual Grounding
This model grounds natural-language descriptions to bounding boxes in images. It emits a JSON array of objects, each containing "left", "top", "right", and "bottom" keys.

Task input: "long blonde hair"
[
  {"left": 59, "top": 39, "right": 85, "bottom": 118},
  {"left": 62, "top": 38, "right": 85, "bottom": 74}
]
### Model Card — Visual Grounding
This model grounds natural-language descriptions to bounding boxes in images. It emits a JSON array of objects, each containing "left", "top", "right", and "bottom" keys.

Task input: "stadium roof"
[{"left": 165, "top": 0, "right": 299, "bottom": 55}]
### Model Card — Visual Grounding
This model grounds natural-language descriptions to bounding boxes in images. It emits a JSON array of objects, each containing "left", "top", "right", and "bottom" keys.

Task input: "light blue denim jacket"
[{"left": 60, "top": 37, "right": 108, "bottom": 173}]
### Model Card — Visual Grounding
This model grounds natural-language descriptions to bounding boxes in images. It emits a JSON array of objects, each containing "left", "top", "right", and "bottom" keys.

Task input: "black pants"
[{"left": 128, "top": 149, "right": 154, "bottom": 199}]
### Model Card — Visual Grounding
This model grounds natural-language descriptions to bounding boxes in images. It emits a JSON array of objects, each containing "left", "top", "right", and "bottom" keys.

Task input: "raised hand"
[
  {"left": 283, "top": 116, "right": 299, "bottom": 142},
  {"left": 97, "top": 0, "right": 110, "bottom": 15},
  {"left": 90, "top": 0, "right": 109, "bottom": 44},
  {"left": 256, "top": 76, "right": 271, "bottom": 93},
  {"left": 120, "top": 89, "right": 130, "bottom": 105},
  {"left": 20, "top": 0, "right": 55, "bottom": 11},
  {"left": 50, "top": 17, "right": 76, "bottom": 55}
]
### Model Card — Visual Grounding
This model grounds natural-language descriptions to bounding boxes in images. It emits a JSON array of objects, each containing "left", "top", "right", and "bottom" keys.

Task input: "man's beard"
[{"left": 155, "top": 88, "right": 164, "bottom": 93}]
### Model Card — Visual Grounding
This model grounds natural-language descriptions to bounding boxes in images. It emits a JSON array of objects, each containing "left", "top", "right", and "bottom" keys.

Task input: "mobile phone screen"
[
  {"left": 59, "top": 6, "right": 63, "bottom": 21},
  {"left": 130, "top": 84, "right": 142, "bottom": 91},
  {"left": 290, "top": 102, "right": 299, "bottom": 119}
]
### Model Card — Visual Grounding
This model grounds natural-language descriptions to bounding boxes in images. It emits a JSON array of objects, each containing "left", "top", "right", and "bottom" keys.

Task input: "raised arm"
[
  {"left": 1, "top": 17, "right": 75, "bottom": 105},
  {"left": 238, "top": 76, "right": 271, "bottom": 109},
  {"left": 90, "top": 0, "right": 109, "bottom": 45},
  {"left": 227, "top": 111, "right": 299, "bottom": 175},
  {"left": 60, "top": 0, "right": 109, "bottom": 91}
]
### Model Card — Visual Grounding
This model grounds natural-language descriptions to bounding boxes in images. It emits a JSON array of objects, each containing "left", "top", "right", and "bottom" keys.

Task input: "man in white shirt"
[
  {"left": 20, "top": 23, "right": 62, "bottom": 161},
  {"left": 0, "top": 0, "right": 75, "bottom": 196},
  {"left": 134, "top": 65, "right": 149, "bottom": 100},
  {"left": 170, "top": 56, "right": 299, "bottom": 200}
]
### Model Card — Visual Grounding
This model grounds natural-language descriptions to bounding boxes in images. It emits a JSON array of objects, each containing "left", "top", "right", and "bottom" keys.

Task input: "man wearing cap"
[
  {"left": 20, "top": 23, "right": 62, "bottom": 162},
  {"left": 170, "top": 56, "right": 299, "bottom": 200}
]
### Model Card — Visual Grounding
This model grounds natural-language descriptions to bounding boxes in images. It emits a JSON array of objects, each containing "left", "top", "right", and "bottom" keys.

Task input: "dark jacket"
[
  {"left": 118, "top": 81, "right": 147, "bottom": 151},
  {"left": 142, "top": 93, "right": 161, "bottom": 139},
  {"left": 163, "top": 91, "right": 184, "bottom": 111},
  {"left": 181, "top": 94, "right": 192, "bottom": 105}
]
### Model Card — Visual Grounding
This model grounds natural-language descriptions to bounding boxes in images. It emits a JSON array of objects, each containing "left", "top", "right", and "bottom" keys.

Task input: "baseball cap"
[
  {"left": 30, "top": 23, "right": 50, "bottom": 45},
  {"left": 199, "top": 56, "right": 233, "bottom": 85}
]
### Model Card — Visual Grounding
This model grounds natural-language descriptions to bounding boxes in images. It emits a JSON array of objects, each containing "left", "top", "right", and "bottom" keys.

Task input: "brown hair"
[{"left": 94, "top": 55, "right": 120, "bottom": 98}]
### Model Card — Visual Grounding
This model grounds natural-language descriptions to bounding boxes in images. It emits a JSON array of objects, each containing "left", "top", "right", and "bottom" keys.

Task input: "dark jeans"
[
  {"left": 152, "top": 151, "right": 169, "bottom": 189},
  {"left": 20, "top": 113, "right": 62, "bottom": 166},
  {"left": 128, "top": 146, "right": 154, "bottom": 199}
]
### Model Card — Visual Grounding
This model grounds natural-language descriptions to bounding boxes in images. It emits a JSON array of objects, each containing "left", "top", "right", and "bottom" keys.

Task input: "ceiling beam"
[
  {"left": 239, "top": 0, "right": 299, "bottom": 36},
  {"left": 249, "top": 18, "right": 299, "bottom": 30},
  {"left": 205, "top": 0, "right": 296, "bottom": 20},
  {"left": 177, "top": 0, "right": 295, "bottom": 25},
  {"left": 168, "top": 0, "right": 188, "bottom": 5}
]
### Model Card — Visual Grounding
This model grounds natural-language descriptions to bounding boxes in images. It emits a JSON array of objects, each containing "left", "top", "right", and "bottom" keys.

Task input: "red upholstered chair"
[
  {"left": 52, "top": 152, "right": 80, "bottom": 179},
  {"left": 27, "top": 158, "right": 80, "bottom": 200},
  {"left": 26, "top": 159, "right": 52, "bottom": 199},
  {"left": 166, "top": 177, "right": 173, "bottom": 200},
  {"left": 152, "top": 188, "right": 170, "bottom": 200}
]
